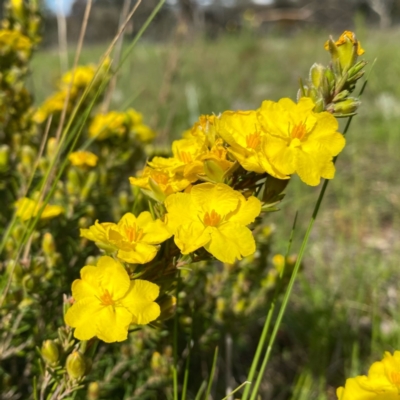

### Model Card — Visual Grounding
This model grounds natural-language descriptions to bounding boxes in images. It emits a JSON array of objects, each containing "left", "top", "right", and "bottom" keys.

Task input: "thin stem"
[
  {"left": 204, "top": 346, "right": 219, "bottom": 400},
  {"left": 248, "top": 117, "right": 355, "bottom": 400}
]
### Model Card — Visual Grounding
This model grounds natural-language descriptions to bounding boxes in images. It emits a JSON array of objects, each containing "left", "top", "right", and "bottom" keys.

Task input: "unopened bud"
[
  {"left": 87, "top": 382, "right": 100, "bottom": 400},
  {"left": 203, "top": 159, "right": 226, "bottom": 183},
  {"left": 148, "top": 178, "right": 167, "bottom": 202},
  {"left": 66, "top": 351, "right": 86, "bottom": 380},
  {"left": 81, "top": 171, "right": 97, "bottom": 200},
  {"left": 42, "top": 232, "right": 56, "bottom": 255},
  {"left": 46, "top": 138, "right": 58, "bottom": 159},
  {"left": 262, "top": 175, "right": 289, "bottom": 205},
  {"left": 0, "top": 145, "right": 10, "bottom": 169},
  {"left": 310, "top": 63, "right": 325, "bottom": 89},
  {"left": 20, "top": 145, "right": 36, "bottom": 168},
  {"left": 151, "top": 351, "right": 162, "bottom": 372},
  {"left": 67, "top": 169, "right": 81, "bottom": 195},
  {"left": 118, "top": 190, "right": 129, "bottom": 211},
  {"left": 327, "top": 98, "right": 361, "bottom": 116},
  {"left": 41, "top": 340, "right": 60, "bottom": 365},
  {"left": 158, "top": 295, "right": 176, "bottom": 321}
]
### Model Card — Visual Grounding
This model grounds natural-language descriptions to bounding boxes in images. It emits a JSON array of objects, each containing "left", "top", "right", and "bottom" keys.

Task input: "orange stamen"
[
  {"left": 203, "top": 210, "right": 222, "bottom": 227},
  {"left": 291, "top": 122, "right": 307, "bottom": 140},
  {"left": 100, "top": 289, "right": 114, "bottom": 306},
  {"left": 246, "top": 132, "right": 261, "bottom": 150}
]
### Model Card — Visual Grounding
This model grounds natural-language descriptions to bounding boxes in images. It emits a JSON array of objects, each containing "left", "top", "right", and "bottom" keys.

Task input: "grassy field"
[{"left": 29, "top": 28, "right": 400, "bottom": 398}]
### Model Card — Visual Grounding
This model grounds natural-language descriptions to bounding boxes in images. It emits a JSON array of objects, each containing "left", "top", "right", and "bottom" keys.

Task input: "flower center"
[
  {"left": 100, "top": 289, "right": 114, "bottom": 306},
  {"left": 390, "top": 372, "right": 400, "bottom": 387},
  {"left": 291, "top": 122, "right": 307, "bottom": 141},
  {"left": 152, "top": 171, "right": 169, "bottom": 186},
  {"left": 124, "top": 224, "right": 144, "bottom": 243},
  {"left": 246, "top": 132, "right": 261, "bottom": 150},
  {"left": 203, "top": 210, "right": 222, "bottom": 227},
  {"left": 180, "top": 151, "right": 193, "bottom": 164}
]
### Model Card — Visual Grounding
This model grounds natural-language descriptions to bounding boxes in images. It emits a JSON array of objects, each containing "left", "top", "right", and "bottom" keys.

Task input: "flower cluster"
[
  {"left": 60, "top": 31, "right": 366, "bottom": 344},
  {"left": 34, "top": 62, "right": 110, "bottom": 125},
  {"left": 337, "top": 351, "right": 400, "bottom": 400},
  {"left": 88, "top": 108, "right": 155, "bottom": 142}
]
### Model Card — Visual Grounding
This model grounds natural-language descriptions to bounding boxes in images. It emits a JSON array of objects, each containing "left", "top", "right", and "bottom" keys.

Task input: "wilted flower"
[
  {"left": 165, "top": 182, "right": 261, "bottom": 264},
  {"left": 64, "top": 256, "right": 161, "bottom": 342}
]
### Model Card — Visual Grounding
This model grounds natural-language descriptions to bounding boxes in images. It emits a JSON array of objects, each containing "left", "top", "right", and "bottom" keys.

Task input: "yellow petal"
[
  {"left": 122, "top": 280, "right": 161, "bottom": 325},
  {"left": 226, "top": 195, "right": 261, "bottom": 225},
  {"left": 336, "top": 377, "right": 378, "bottom": 400},
  {"left": 191, "top": 183, "right": 241, "bottom": 216},
  {"left": 95, "top": 306, "right": 133, "bottom": 343},
  {"left": 64, "top": 297, "right": 102, "bottom": 340},
  {"left": 174, "top": 221, "right": 211, "bottom": 254},
  {"left": 71, "top": 266, "right": 100, "bottom": 301},
  {"left": 117, "top": 243, "right": 158, "bottom": 264},
  {"left": 205, "top": 223, "right": 256, "bottom": 264},
  {"left": 96, "top": 256, "right": 130, "bottom": 300},
  {"left": 164, "top": 192, "right": 196, "bottom": 234}
]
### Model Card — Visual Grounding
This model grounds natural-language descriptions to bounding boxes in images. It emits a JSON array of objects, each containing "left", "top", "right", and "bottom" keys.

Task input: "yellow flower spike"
[
  {"left": 68, "top": 151, "right": 98, "bottom": 168},
  {"left": 64, "top": 256, "right": 161, "bottom": 342},
  {"left": 337, "top": 351, "right": 400, "bottom": 400},
  {"left": 165, "top": 182, "right": 261, "bottom": 264},
  {"left": 257, "top": 97, "right": 346, "bottom": 186},
  {"left": 80, "top": 212, "right": 172, "bottom": 264},
  {"left": 15, "top": 197, "right": 64, "bottom": 221}
]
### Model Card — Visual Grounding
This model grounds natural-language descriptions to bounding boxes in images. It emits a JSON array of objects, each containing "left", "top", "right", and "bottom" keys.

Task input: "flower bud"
[
  {"left": 46, "top": 138, "right": 58, "bottom": 160},
  {"left": 309, "top": 63, "right": 325, "bottom": 89},
  {"left": 66, "top": 351, "right": 86, "bottom": 380},
  {"left": 67, "top": 169, "right": 81, "bottom": 195},
  {"left": 148, "top": 178, "right": 167, "bottom": 202},
  {"left": 327, "top": 98, "right": 361, "bottom": 116},
  {"left": 262, "top": 175, "right": 289, "bottom": 205},
  {"left": 118, "top": 190, "right": 129, "bottom": 211},
  {"left": 87, "top": 382, "right": 100, "bottom": 400},
  {"left": 158, "top": 295, "right": 176, "bottom": 321},
  {"left": 81, "top": 171, "right": 97, "bottom": 200},
  {"left": 41, "top": 340, "right": 60, "bottom": 366},
  {"left": 203, "top": 159, "right": 226, "bottom": 183},
  {"left": 20, "top": 145, "right": 36, "bottom": 168},
  {"left": 42, "top": 232, "right": 56, "bottom": 255},
  {"left": 0, "top": 145, "right": 10, "bottom": 169}
]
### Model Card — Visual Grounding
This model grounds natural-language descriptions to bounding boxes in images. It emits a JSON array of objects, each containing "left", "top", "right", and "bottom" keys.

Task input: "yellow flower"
[
  {"left": 68, "top": 151, "right": 98, "bottom": 167},
  {"left": 130, "top": 166, "right": 191, "bottom": 201},
  {"left": 88, "top": 111, "right": 127, "bottom": 140},
  {"left": 134, "top": 124, "right": 156, "bottom": 142},
  {"left": 33, "top": 91, "right": 68, "bottom": 124},
  {"left": 15, "top": 197, "right": 64, "bottom": 221},
  {"left": 64, "top": 256, "right": 160, "bottom": 343},
  {"left": 0, "top": 29, "right": 32, "bottom": 56},
  {"left": 165, "top": 182, "right": 261, "bottom": 264},
  {"left": 257, "top": 97, "right": 346, "bottom": 186},
  {"left": 61, "top": 65, "right": 96, "bottom": 90},
  {"left": 337, "top": 351, "right": 400, "bottom": 400},
  {"left": 80, "top": 212, "right": 172, "bottom": 264},
  {"left": 216, "top": 110, "right": 277, "bottom": 175}
]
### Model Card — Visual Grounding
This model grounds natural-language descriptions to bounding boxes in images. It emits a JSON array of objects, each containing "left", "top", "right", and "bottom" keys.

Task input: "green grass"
[{"left": 29, "top": 28, "right": 400, "bottom": 398}]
